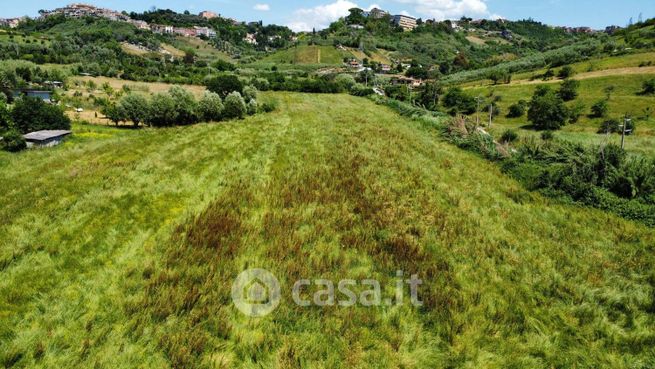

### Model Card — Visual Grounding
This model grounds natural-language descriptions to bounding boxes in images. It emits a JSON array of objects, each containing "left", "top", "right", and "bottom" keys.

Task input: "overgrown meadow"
[{"left": 1, "top": 93, "right": 654, "bottom": 368}]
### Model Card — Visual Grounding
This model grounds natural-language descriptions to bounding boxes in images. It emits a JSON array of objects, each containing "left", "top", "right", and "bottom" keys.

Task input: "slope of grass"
[
  {"left": 258, "top": 45, "right": 353, "bottom": 65},
  {"left": 1, "top": 93, "right": 654, "bottom": 368},
  {"left": 466, "top": 73, "right": 655, "bottom": 157}
]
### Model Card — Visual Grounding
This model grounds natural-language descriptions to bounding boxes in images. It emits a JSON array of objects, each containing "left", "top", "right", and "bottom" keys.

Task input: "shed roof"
[{"left": 23, "top": 130, "right": 72, "bottom": 141}]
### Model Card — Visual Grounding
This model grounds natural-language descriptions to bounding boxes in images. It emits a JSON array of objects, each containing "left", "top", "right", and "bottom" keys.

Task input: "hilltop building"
[
  {"left": 368, "top": 8, "right": 389, "bottom": 19},
  {"left": 0, "top": 18, "right": 23, "bottom": 28},
  {"left": 39, "top": 3, "right": 129, "bottom": 21},
  {"left": 393, "top": 15, "right": 417, "bottom": 31},
  {"left": 199, "top": 11, "right": 219, "bottom": 19}
]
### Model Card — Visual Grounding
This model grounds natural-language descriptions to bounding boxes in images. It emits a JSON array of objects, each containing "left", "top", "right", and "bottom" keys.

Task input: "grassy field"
[
  {"left": 1, "top": 93, "right": 654, "bottom": 368},
  {"left": 462, "top": 52, "right": 655, "bottom": 87},
  {"left": 257, "top": 45, "right": 353, "bottom": 65},
  {"left": 466, "top": 73, "right": 655, "bottom": 157}
]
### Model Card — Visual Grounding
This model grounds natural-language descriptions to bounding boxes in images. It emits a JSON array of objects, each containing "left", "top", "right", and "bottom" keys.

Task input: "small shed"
[{"left": 23, "top": 130, "right": 72, "bottom": 148}]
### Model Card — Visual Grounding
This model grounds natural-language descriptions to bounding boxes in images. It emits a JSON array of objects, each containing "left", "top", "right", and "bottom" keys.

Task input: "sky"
[{"left": 1, "top": 0, "right": 654, "bottom": 32}]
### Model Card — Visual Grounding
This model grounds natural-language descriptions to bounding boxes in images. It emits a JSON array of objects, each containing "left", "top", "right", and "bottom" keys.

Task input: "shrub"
[
  {"left": 334, "top": 74, "right": 356, "bottom": 91},
  {"left": 197, "top": 92, "right": 224, "bottom": 122},
  {"left": 558, "top": 65, "right": 575, "bottom": 79},
  {"left": 443, "top": 87, "right": 476, "bottom": 115},
  {"left": 242, "top": 85, "right": 259, "bottom": 102},
  {"left": 147, "top": 93, "right": 178, "bottom": 127},
  {"left": 568, "top": 102, "right": 586, "bottom": 123},
  {"left": 500, "top": 129, "right": 519, "bottom": 143},
  {"left": 118, "top": 93, "right": 149, "bottom": 127},
  {"left": 260, "top": 100, "right": 278, "bottom": 113},
  {"left": 558, "top": 79, "right": 580, "bottom": 101},
  {"left": 246, "top": 99, "right": 258, "bottom": 115},
  {"left": 11, "top": 97, "right": 71, "bottom": 133},
  {"left": 541, "top": 130, "right": 555, "bottom": 141},
  {"left": 641, "top": 79, "right": 655, "bottom": 95},
  {"left": 527, "top": 88, "right": 568, "bottom": 130},
  {"left": 590, "top": 100, "right": 609, "bottom": 118},
  {"left": 0, "top": 101, "right": 11, "bottom": 131},
  {"left": 0, "top": 129, "right": 27, "bottom": 152},
  {"left": 507, "top": 100, "right": 527, "bottom": 118},
  {"left": 169, "top": 86, "right": 199, "bottom": 125},
  {"left": 223, "top": 92, "right": 246, "bottom": 119},
  {"left": 206, "top": 74, "right": 244, "bottom": 98},
  {"left": 251, "top": 78, "right": 270, "bottom": 91},
  {"left": 598, "top": 118, "right": 621, "bottom": 134}
]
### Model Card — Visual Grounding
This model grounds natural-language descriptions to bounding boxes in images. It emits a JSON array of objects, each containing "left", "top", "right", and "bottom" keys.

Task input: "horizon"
[{"left": 0, "top": 0, "right": 653, "bottom": 32}]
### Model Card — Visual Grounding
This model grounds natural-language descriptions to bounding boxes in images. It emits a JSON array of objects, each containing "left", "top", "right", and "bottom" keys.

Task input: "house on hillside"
[
  {"left": 199, "top": 11, "right": 219, "bottom": 19},
  {"left": 347, "top": 59, "right": 362, "bottom": 68},
  {"left": 393, "top": 15, "right": 417, "bottom": 31},
  {"left": 390, "top": 76, "right": 423, "bottom": 88},
  {"left": 368, "top": 8, "right": 389, "bottom": 19},
  {"left": 380, "top": 64, "right": 392, "bottom": 73},
  {"left": 23, "top": 130, "right": 71, "bottom": 148}
]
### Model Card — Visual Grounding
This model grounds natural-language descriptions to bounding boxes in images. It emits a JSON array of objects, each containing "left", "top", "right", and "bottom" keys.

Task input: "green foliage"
[
  {"left": 598, "top": 118, "right": 621, "bottom": 134},
  {"left": 0, "top": 128, "right": 26, "bottom": 152},
  {"left": 641, "top": 78, "right": 655, "bottom": 95},
  {"left": 118, "top": 93, "right": 149, "bottom": 127},
  {"left": 557, "top": 65, "right": 575, "bottom": 79},
  {"left": 417, "top": 82, "right": 443, "bottom": 111},
  {"left": 168, "top": 86, "right": 199, "bottom": 125},
  {"left": 540, "top": 130, "right": 555, "bottom": 141},
  {"left": 443, "top": 87, "right": 476, "bottom": 115},
  {"left": 242, "top": 85, "right": 259, "bottom": 102},
  {"left": 506, "top": 100, "right": 527, "bottom": 118},
  {"left": 500, "top": 129, "right": 519, "bottom": 143},
  {"left": 558, "top": 78, "right": 580, "bottom": 101},
  {"left": 197, "top": 92, "right": 224, "bottom": 122},
  {"left": 591, "top": 99, "right": 609, "bottom": 118},
  {"left": 147, "top": 93, "right": 178, "bottom": 127},
  {"left": 11, "top": 97, "right": 71, "bottom": 133},
  {"left": 527, "top": 87, "right": 568, "bottom": 130},
  {"left": 206, "top": 74, "right": 244, "bottom": 98},
  {"left": 223, "top": 91, "right": 246, "bottom": 119},
  {"left": 334, "top": 74, "right": 356, "bottom": 91}
]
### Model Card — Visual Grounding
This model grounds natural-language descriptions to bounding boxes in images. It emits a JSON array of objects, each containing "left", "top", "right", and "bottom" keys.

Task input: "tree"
[
  {"left": 528, "top": 88, "right": 569, "bottom": 130},
  {"left": 603, "top": 85, "right": 616, "bottom": 100},
  {"left": 11, "top": 97, "right": 71, "bottom": 134},
  {"left": 223, "top": 92, "right": 246, "bottom": 119},
  {"left": 443, "top": 87, "right": 476, "bottom": 115},
  {"left": 206, "top": 74, "right": 244, "bottom": 98},
  {"left": 0, "top": 100, "right": 11, "bottom": 132},
  {"left": 101, "top": 103, "right": 127, "bottom": 125},
  {"left": 334, "top": 74, "right": 356, "bottom": 91},
  {"left": 542, "top": 69, "right": 555, "bottom": 81},
  {"left": 118, "top": 93, "right": 149, "bottom": 127},
  {"left": 558, "top": 79, "right": 580, "bottom": 101},
  {"left": 242, "top": 85, "right": 259, "bottom": 102},
  {"left": 0, "top": 129, "right": 26, "bottom": 152},
  {"left": 147, "top": 93, "right": 178, "bottom": 127},
  {"left": 591, "top": 100, "right": 609, "bottom": 118},
  {"left": 417, "top": 82, "right": 443, "bottom": 111},
  {"left": 507, "top": 100, "right": 527, "bottom": 118},
  {"left": 198, "top": 92, "right": 224, "bottom": 122},
  {"left": 169, "top": 86, "right": 198, "bottom": 125},
  {"left": 557, "top": 66, "right": 574, "bottom": 79}
]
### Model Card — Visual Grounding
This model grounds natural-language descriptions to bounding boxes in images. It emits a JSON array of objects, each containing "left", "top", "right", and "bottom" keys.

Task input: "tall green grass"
[{"left": 1, "top": 93, "right": 654, "bottom": 368}]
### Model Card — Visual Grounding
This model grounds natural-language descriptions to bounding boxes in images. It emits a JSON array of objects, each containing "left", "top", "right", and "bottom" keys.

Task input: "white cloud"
[
  {"left": 391, "top": 0, "right": 489, "bottom": 20},
  {"left": 287, "top": 0, "right": 358, "bottom": 32},
  {"left": 254, "top": 3, "right": 271, "bottom": 11}
]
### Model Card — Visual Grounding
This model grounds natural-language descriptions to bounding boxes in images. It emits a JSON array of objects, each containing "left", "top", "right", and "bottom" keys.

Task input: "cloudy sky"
[{"left": 2, "top": 0, "right": 654, "bottom": 32}]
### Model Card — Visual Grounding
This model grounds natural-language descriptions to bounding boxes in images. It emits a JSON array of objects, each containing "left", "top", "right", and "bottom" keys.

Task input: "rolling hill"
[{"left": 1, "top": 92, "right": 654, "bottom": 368}]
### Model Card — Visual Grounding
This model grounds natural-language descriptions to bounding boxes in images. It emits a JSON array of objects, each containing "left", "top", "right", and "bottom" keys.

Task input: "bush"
[
  {"left": 169, "top": 86, "right": 198, "bottom": 125},
  {"left": 242, "top": 85, "right": 259, "bottom": 102},
  {"left": 558, "top": 65, "right": 575, "bottom": 79},
  {"left": 223, "top": 92, "right": 246, "bottom": 119},
  {"left": 0, "top": 101, "right": 11, "bottom": 131},
  {"left": 598, "top": 118, "right": 621, "bottom": 134},
  {"left": 251, "top": 78, "right": 270, "bottom": 91},
  {"left": 507, "top": 100, "right": 527, "bottom": 118},
  {"left": 147, "top": 93, "right": 178, "bottom": 127},
  {"left": 197, "top": 92, "right": 224, "bottom": 122},
  {"left": 118, "top": 93, "right": 149, "bottom": 126},
  {"left": 541, "top": 130, "right": 555, "bottom": 141},
  {"left": 206, "top": 74, "right": 244, "bottom": 98},
  {"left": 246, "top": 99, "right": 258, "bottom": 115},
  {"left": 260, "top": 100, "right": 278, "bottom": 113},
  {"left": 568, "top": 102, "right": 586, "bottom": 123},
  {"left": 334, "top": 74, "right": 356, "bottom": 91},
  {"left": 443, "top": 87, "right": 476, "bottom": 115},
  {"left": 500, "top": 129, "right": 519, "bottom": 143},
  {"left": 641, "top": 79, "right": 655, "bottom": 95},
  {"left": 0, "top": 129, "right": 27, "bottom": 152},
  {"left": 11, "top": 97, "right": 71, "bottom": 133},
  {"left": 590, "top": 100, "right": 609, "bottom": 118},
  {"left": 527, "top": 88, "right": 568, "bottom": 130},
  {"left": 558, "top": 79, "right": 580, "bottom": 101}
]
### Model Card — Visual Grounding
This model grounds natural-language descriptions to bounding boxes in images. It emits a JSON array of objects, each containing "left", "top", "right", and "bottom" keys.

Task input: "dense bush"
[
  {"left": 242, "top": 85, "right": 258, "bottom": 102},
  {"left": 590, "top": 99, "right": 609, "bottom": 118},
  {"left": 0, "top": 128, "right": 27, "bottom": 152},
  {"left": 500, "top": 129, "right": 519, "bottom": 143},
  {"left": 557, "top": 65, "right": 575, "bottom": 79},
  {"left": 206, "top": 74, "right": 244, "bottom": 98},
  {"left": 527, "top": 87, "right": 568, "bottom": 130},
  {"left": 641, "top": 79, "right": 655, "bottom": 95},
  {"left": 118, "top": 93, "right": 149, "bottom": 127},
  {"left": 507, "top": 100, "right": 527, "bottom": 118},
  {"left": 197, "top": 92, "right": 224, "bottom": 122},
  {"left": 334, "top": 74, "right": 356, "bottom": 91},
  {"left": 11, "top": 97, "right": 71, "bottom": 133},
  {"left": 223, "top": 92, "right": 246, "bottom": 119},
  {"left": 169, "top": 86, "right": 199, "bottom": 125},
  {"left": 147, "top": 93, "right": 178, "bottom": 127},
  {"left": 443, "top": 87, "right": 476, "bottom": 115},
  {"left": 558, "top": 79, "right": 580, "bottom": 101}
]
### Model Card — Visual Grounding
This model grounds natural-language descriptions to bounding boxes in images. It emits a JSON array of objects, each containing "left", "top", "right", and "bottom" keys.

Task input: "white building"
[{"left": 393, "top": 15, "right": 417, "bottom": 31}]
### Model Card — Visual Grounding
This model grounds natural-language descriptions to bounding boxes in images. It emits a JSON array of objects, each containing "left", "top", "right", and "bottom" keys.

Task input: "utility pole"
[
  {"left": 621, "top": 115, "right": 632, "bottom": 150},
  {"left": 488, "top": 103, "right": 493, "bottom": 128},
  {"left": 475, "top": 96, "right": 483, "bottom": 126}
]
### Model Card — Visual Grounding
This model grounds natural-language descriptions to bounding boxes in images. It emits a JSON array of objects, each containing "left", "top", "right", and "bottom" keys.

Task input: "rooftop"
[{"left": 23, "top": 130, "right": 72, "bottom": 141}]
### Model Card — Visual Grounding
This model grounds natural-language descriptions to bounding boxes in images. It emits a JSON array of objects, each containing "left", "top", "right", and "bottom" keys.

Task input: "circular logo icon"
[{"left": 231, "top": 268, "right": 281, "bottom": 317}]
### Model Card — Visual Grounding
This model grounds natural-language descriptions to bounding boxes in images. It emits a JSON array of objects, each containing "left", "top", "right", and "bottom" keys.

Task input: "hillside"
[{"left": 1, "top": 93, "right": 654, "bottom": 368}]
